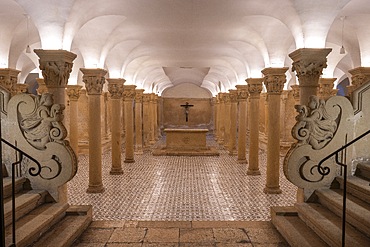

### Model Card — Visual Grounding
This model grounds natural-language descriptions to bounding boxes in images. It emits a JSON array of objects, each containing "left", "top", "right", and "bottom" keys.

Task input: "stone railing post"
[
  {"left": 236, "top": 85, "right": 248, "bottom": 163},
  {"left": 246, "top": 78, "right": 263, "bottom": 175},
  {"left": 107, "top": 78, "right": 125, "bottom": 174},
  {"left": 80, "top": 68, "right": 107, "bottom": 193}
]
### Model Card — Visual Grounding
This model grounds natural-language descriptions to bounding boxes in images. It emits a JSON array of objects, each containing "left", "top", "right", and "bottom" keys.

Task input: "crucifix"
[{"left": 180, "top": 102, "right": 194, "bottom": 122}]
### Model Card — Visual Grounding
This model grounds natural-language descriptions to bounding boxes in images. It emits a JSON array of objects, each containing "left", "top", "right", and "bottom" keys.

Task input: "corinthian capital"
[
  {"left": 262, "top": 67, "right": 288, "bottom": 95},
  {"left": 229, "top": 89, "right": 238, "bottom": 103},
  {"left": 135, "top": 89, "right": 145, "bottom": 102},
  {"left": 80, "top": 68, "right": 107, "bottom": 95},
  {"left": 66, "top": 85, "right": 83, "bottom": 100},
  {"left": 349, "top": 67, "right": 370, "bottom": 89},
  {"left": 289, "top": 48, "right": 332, "bottom": 87},
  {"left": 246, "top": 78, "right": 264, "bottom": 98},
  {"left": 123, "top": 85, "right": 137, "bottom": 100},
  {"left": 235, "top": 85, "right": 249, "bottom": 101},
  {"left": 0, "top": 68, "right": 20, "bottom": 92},
  {"left": 107, "top": 78, "right": 125, "bottom": 99},
  {"left": 34, "top": 49, "right": 77, "bottom": 88}
]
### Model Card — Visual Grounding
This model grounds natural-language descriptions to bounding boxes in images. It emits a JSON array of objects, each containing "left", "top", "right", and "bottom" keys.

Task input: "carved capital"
[
  {"left": 107, "top": 78, "right": 125, "bottom": 99},
  {"left": 13, "top": 84, "right": 29, "bottom": 95},
  {"left": 34, "top": 49, "right": 77, "bottom": 88},
  {"left": 135, "top": 89, "right": 145, "bottom": 102},
  {"left": 348, "top": 67, "right": 370, "bottom": 93},
  {"left": 80, "top": 68, "right": 107, "bottom": 95},
  {"left": 228, "top": 89, "right": 238, "bottom": 103},
  {"left": 246, "top": 78, "right": 263, "bottom": 98},
  {"left": 66, "top": 85, "right": 83, "bottom": 101},
  {"left": 289, "top": 48, "right": 332, "bottom": 88},
  {"left": 123, "top": 85, "right": 137, "bottom": 100},
  {"left": 143, "top": 93, "right": 151, "bottom": 103},
  {"left": 261, "top": 67, "right": 288, "bottom": 95},
  {"left": 0, "top": 68, "right": 20, "bottom": 92},
  {"left": 319, "top": 78, "right": 337, "bottom": 99},
  {"left": 223, "top": 93, "right": 231, "bottom": 104},
  {"left": 235, "top": 85, "right": 249, "bottom": 101}
]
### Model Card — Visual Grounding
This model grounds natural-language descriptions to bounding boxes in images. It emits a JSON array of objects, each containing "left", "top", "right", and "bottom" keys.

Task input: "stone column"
[
  {"left": 214, "top": 96, "right": 218, "bottom": 139},
  {"left": 319, "top": 78, "right": 337, "bottom": 100},
  {"left": 262, "top": 67, "right": 288, "bottom": 194},
  {"left": 36, "top": 78, "right": 48, "bottom": 94},
  {"left": 290, "top": 84, "right": 300, "bottom": 105},
  {"left": 66, "top": 85, "right": 82, "bottom": 154},
  {"left": 223, "top": 93, "right": 231, "bottom": 148},
  {"left": 80, "top": 68, "right": 107, "bottom": 193},
  {"left": 154, "top": 94, "right": 159, "bottom": 140},
  {"left": 142, "top": 94, "right": 151, "bottom": 147},
  {"left": 236, "top": 85, "right": 248, "bottom": 163},
  {"left": 107, "top": 78, "right": 125, "bottom": 174},
  {"left": 135, "top": 89, "right": 144, "bottom": 154},
  {"left": 348, "top": 67, "right": 370, "bottom": 96},
  {"left": 34, "top": 49, "right": 77, "bottom": 106},
  {"left": 34, "top": 49, "right": 77, "bottom": 202},
  {"left": 289, "top": 48, "right": 332, "bottom": 105},
  {"left": 228, "top": 90, "right": 238, "bottom": 155},
  {"left": 0, "top": 68, "right": 20, "bottom": 94},
  {"left": 123, "top": 85, "right": 136, "bottom": 163},
  {"left": 158, "top": 96, "right": 164, "bottom": 137},
  {"left": 247, "top": 78, "right": 263, "bottom": 175},
  {"left": 149, "top": 93, "right": 156, "bottom": 144}
]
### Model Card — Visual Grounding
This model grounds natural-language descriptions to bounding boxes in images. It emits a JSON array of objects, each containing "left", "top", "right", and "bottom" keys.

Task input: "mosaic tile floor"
[{"left": 68, "top": 136, "right": 296, "bottom": 221}]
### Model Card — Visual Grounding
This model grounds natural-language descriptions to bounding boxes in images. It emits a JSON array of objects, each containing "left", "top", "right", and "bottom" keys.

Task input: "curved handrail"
[{"left": 317, "top": 129, "right": 370, "bottom": 247}]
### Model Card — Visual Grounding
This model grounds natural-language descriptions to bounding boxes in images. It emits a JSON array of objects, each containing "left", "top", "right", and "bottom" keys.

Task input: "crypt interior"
[{"left": 1, "top": 0, "right": 370, "bottom": 246}]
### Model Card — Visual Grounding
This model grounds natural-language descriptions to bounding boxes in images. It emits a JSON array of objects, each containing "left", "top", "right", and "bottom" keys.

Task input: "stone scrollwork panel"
[
  {"left": 7, "top": 93, "right": 77, "bottom": 201},
  {"left": 284, "top": 95, "right": 354, "bottom": 200}
]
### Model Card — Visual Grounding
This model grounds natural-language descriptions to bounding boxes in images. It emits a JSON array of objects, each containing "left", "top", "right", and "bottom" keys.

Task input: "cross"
[{"left": 180, "top": 102, "right": 194, "bottom": 122}]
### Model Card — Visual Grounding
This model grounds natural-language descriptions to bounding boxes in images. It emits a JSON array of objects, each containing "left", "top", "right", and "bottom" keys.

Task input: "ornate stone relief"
[
  {"left": 7, "top": 93, "right": 77, "bottom": 201},
  {"left": 66, "top": 85, "right": 82, "bottom": 100},
  {"left": 39, "top": 61, "right": 73, "bottom": 87},
  {"left": 108, "top": 82, "right": 124, "bottom": 99},
  {"left": 236, "top": 85, "right": 249, "bottom": 101},
  {"left": 83, "top": 76, "right": 106, "bottom": 95}
]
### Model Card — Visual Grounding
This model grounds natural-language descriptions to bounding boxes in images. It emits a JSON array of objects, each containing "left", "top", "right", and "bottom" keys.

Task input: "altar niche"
[{"left": 180, "top": 102, "right": 194, "bottom": 122}]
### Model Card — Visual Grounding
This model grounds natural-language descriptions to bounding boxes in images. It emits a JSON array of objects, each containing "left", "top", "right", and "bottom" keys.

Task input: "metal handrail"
[
  {"left": 0, "top": 138, "right": 43, "bottom": 247},
  {"left": 317, "top": 129, "right": 370, "bottom": 247}
]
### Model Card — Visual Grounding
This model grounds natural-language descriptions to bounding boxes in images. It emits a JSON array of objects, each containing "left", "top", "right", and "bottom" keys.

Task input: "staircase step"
[
  {"left": 271, "top": 206, "right": 329, "bottom": 247},
  {"left": 296, "top": 202, "right": 370, "bottom": 247},
  {"left": 3, "top": 177, "right": 27, "bottom": 199},
  {"left": 5, "top": 202, "right": 69, "bottom": 247},
  {"left": 356, "top": 163, "right": 370, "bottom": 180},
  {"left": 32, "top": 205, "right": 92, "bottom": 247},
  {"left": 336, "top": 176, "right": 370, "bottom": 204},
  {"left": 4, "top": 190, "right": 47, "bottom": 227},
  {"left": 316, "top": 188, "right": 370, "bottom": 237}
]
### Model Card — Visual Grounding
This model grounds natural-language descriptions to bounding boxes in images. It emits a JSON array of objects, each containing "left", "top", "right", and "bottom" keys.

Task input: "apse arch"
[{"left": 162, "top": 83, "right": 212, "bottom": 99}]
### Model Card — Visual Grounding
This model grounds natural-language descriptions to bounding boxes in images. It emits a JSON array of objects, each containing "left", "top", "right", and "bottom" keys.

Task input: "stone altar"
[{"left": 152, "top": 128, "right": 219, "bottom": 156}]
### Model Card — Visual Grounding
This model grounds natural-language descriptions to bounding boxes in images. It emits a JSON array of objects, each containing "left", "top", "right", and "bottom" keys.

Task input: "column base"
[
  {"left": 247, "top": 169, "right": 261, "bottom": 175},
  {"left": 263, "top": 186, "right": 282, "bottom": 194},
  {"left": 86, "top": 184, "right": 105, "bottom": 193},
  {"left": 228, "top": 149, "right": 237, "bottom": 156},
  {"left": 124, "top": 158, "right": 135, "bottom": 163},
  {"left": 110, "top": 169, "right": 123, "bottom": 175},
  {"left": 237, "top": 159, "right": 247, "bottom": 164}
]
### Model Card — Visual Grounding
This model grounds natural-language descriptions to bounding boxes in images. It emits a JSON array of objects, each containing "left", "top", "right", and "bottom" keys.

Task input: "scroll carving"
[{"left": 7, "top": 93, "right": 77, "bottom": 201}]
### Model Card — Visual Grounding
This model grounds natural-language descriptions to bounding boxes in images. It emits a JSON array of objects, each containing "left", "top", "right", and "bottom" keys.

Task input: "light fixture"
[
  {"left": 25, "top": 14, "right": 31, "bottom": 53},
  {"left": 340, "top": 16, "right": 346, "bottom": 54}
]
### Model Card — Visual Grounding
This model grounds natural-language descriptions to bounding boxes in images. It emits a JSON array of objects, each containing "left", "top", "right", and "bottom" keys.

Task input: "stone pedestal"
[
  {"left": 348, "top": 67, "right": 370, "bottom": 96},
  {"left": 66, "top": 85, "right": 82, "bottom": 154},
  {"left": 246, "top": 78, "right": 263, "bottom": 175},
  {"left": 319, "top": 78, "right": 337, "bottom": 100},
  {"left": 135, "top": 89, "right": 144, "bottom": 154},
  {"left": 228, "top": 90, "right": 238, "bottom": 155},
  {"left": 262, "top": 67, "right": 288, "bottom": 194},
  {"left": 289, "top": 48, "right": 332, "bottom": 105},
  {"left": 107, "top": 78, "right": 125, "bottom": 174},
  {"left": 81, "top": 68, "right": 107, "bottom": 193},
  {"left": 0, "top": 68, "right": 20, "bottom": 93},
  {"left": 236, "top": 85, "right": 248, "bottom": 163},
  {"left": 123, "top": 85, "right": 136, "bottom": 163}
]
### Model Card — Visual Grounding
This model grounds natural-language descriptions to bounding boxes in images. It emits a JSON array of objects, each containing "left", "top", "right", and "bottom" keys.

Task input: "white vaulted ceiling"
[{"left": 1, "top": 0, "right": 369, "bottom": 96}]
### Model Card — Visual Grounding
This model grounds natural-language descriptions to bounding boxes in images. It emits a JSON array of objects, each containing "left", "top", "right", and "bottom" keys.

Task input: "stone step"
[
  {"left": 4, "top": 190, "right": 47, "bottom": 228},
  {"left": 336, "top": 176, "right": 370, "bottom": 204},
  {"left": 270, "top": 206, "right": 329, "bottom": 247},
  {"left": 316, "top": 188, "right": 370, "bottom": 237},
  {"left": 3, "top": 176, "right": 27, "bottom": 199},
  {"left": 32, "top": 205, "right": 93, "bottom": 247},
  {"left": 5, "top": 202, "right": 69, "bottom": 247},
  {"left": 356, "top": 163, "right": 370, "bottom": 180},
  {"left": 296, "top": 202, "right": 370, "bottom": 247}
]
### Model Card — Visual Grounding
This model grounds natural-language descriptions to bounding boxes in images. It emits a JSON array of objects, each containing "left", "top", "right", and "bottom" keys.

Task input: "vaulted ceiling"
[{"left": 1, "top": 0, "right": 369, "bottom": 96}]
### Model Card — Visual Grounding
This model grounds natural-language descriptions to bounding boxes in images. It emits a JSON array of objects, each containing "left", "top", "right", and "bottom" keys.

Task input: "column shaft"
[
  {"left": 124, "top": 85, "right": 136, "bottom": 162},
  {"left": 236, "top": 85, "right": 248, "bottom": 163},
  {"left": 135, "top": 89, "right": 144, "bottom": 154},
  {"left": 228, "top": 90, "right": 238, "bottom": 155}
]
